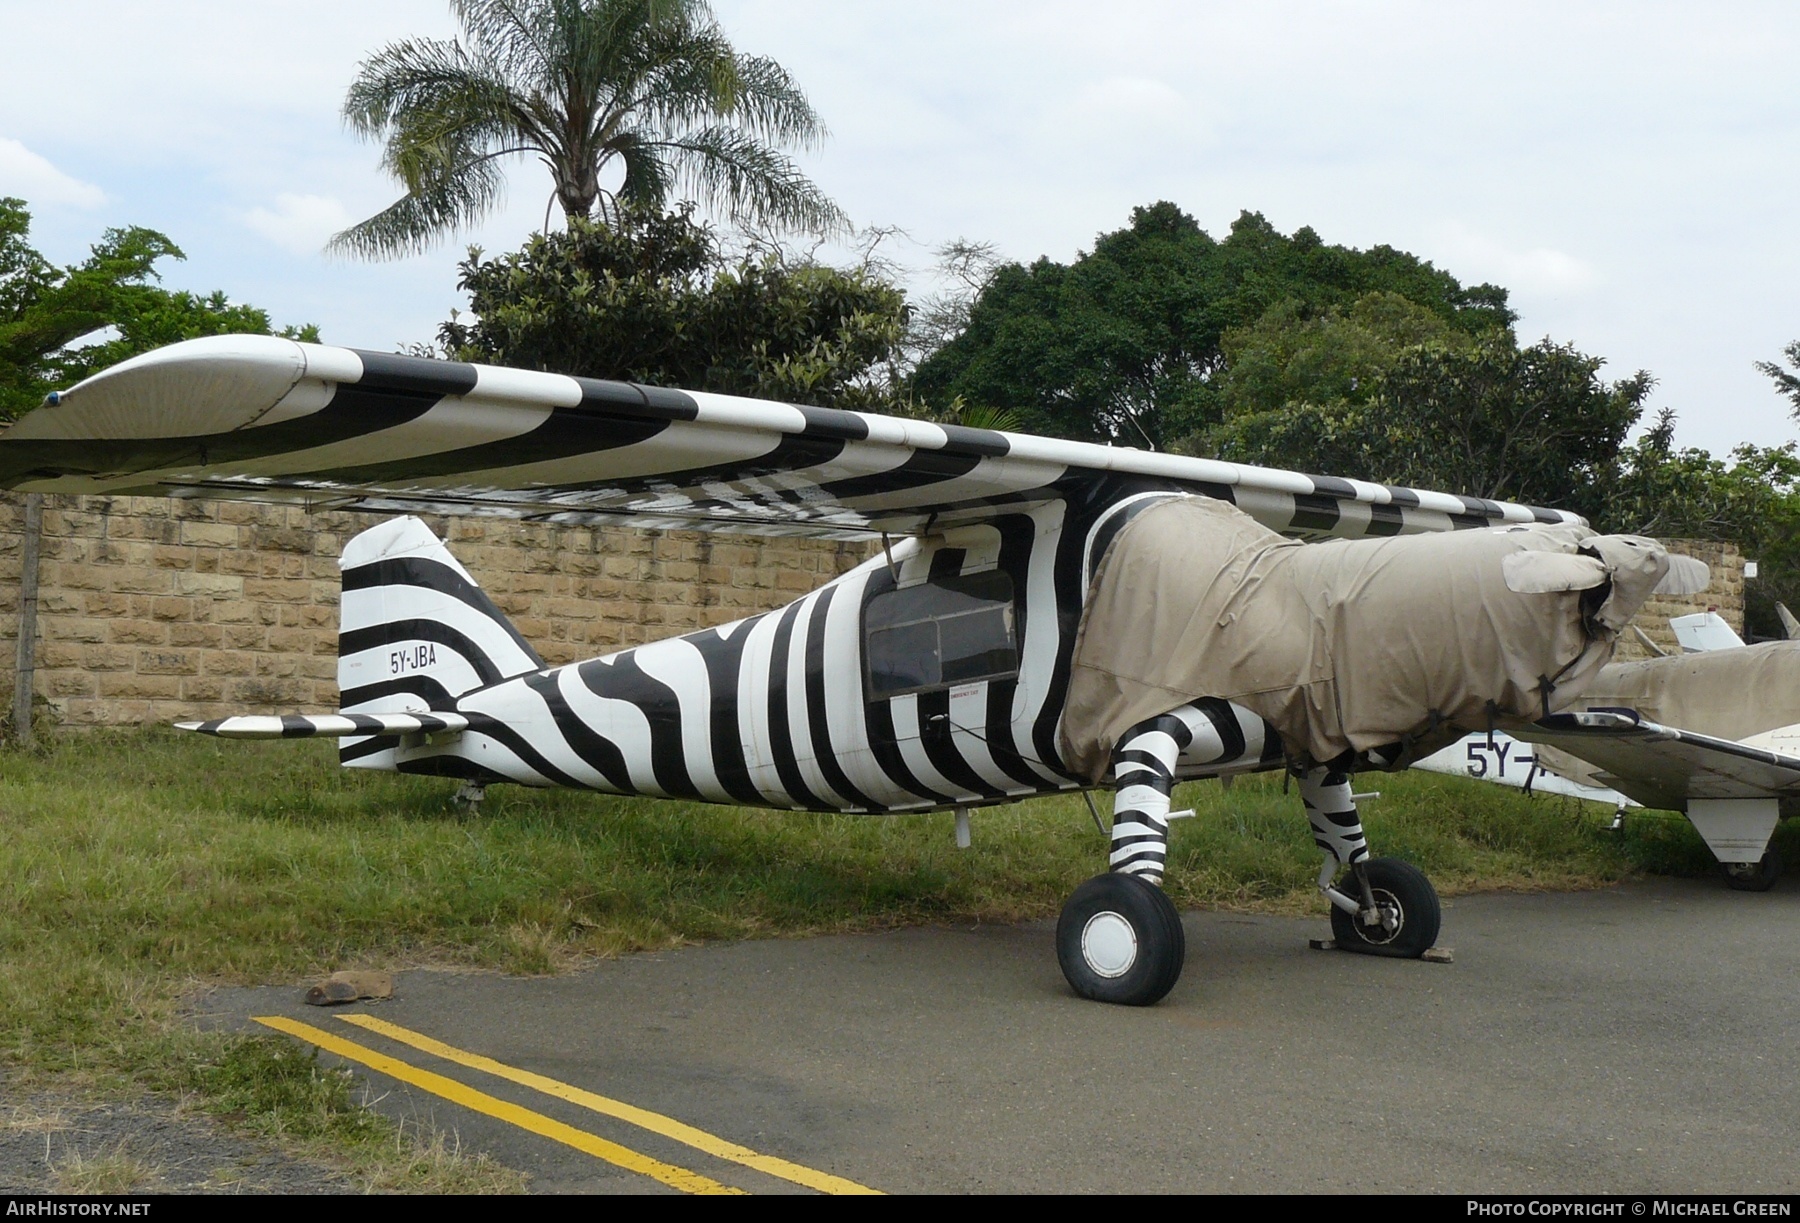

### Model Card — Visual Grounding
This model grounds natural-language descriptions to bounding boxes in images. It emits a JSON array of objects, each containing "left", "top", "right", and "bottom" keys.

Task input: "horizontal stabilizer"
[
  {"left": 176, "top": 712, "right": 471, "bottom": 739},
  {"left": 1511, "top": 711, "right": 1800, "bottom": 811}
]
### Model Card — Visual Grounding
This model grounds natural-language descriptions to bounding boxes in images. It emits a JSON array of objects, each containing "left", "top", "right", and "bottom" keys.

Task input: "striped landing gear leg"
[
  {"left": 1301, "top": 766, "right": 1441, "bottom": 958},
  {"left": 1056, "top": 714, "right": 1188, "bottom": 1006}
]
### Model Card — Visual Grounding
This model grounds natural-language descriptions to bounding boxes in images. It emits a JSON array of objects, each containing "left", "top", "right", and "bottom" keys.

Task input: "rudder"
[{"left": 336, "top": 516, "right": 543, "bottom": 767}]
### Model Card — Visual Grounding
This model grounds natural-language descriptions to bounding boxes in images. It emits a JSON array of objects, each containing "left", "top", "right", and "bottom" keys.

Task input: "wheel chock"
[{"left": 1307, "top": 937, "right": 1454, "bottom": 963}]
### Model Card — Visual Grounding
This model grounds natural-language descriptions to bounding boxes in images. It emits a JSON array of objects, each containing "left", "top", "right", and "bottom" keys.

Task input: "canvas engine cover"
[{"left": 1061, "top": 497, "right": 1667, "bottom": 779}]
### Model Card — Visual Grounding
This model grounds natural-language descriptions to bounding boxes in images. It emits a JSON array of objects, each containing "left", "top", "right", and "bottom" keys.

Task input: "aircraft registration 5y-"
[{"left": 0, "top": 335, "right": 1689, "bottom": 1005}]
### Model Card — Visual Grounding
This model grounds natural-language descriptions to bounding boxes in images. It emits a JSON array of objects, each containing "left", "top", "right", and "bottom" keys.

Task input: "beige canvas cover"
[
  {"left": 1061, "top": 497, "right": 1666, "bottom": 780},
  {"left": 1532, "top": 642, "right": 1800, "bottom": 787}
]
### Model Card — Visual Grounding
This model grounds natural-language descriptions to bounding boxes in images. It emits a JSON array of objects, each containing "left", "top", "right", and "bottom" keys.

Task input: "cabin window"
[{"left": 865, "top": 571, "right": 1018, "bottom": 698}]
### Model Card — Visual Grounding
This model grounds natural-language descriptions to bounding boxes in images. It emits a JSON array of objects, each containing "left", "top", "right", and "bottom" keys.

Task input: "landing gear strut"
[
  {"left": 1057, "top": 711, "right": 1193, "bottom": 1006},
  {"left": 1302, "top": 766, "right": 1441, "bottom": 958},
  {"left": 1327, "top": 857, "right": 1442, "bottom": 956},
  {"left": 1053, "top": 711, "right": 1448, "bottom": 1007}
]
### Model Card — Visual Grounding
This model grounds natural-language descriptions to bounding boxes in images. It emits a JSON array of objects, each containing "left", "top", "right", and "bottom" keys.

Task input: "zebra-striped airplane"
[{"left": 0, "top": 334, "right": 1674, "bottom": 1005}]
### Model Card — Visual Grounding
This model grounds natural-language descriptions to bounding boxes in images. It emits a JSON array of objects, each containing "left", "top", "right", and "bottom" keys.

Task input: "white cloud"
[
  {"left": 1060, "top": 76, "right": 1195, "bottom": 142},
  {"left": 1427, "top": 222, "right": 1600, "bottom": 297},
  {"left": 0, "top": 1, "right": 1791, "bottom": 452},
  {"left": 0, "top": 138, "right": 104, "bottom": 208},
  {"left": 1071, "top": 76, "right": 1187, "bottom": 118},
  {"left": 243, "top": 193, "right": 355, "bottom": 255}
]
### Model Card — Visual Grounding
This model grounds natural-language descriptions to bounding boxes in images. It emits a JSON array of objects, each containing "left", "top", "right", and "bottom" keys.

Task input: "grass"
[
  {"left": 180, "top": 1035, "right": 526, "bottom": 1192},
  {"left": 0, "top": 726, "right": 1763, "bottom": 1186},
  {"left": 51, "top": 1143, "right": 162, "bottom": 1194}
]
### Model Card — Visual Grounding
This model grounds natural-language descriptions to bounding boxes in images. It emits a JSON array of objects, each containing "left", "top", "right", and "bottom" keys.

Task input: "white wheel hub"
[{"left": 1081, "top": 911, "right": 1138, "bottom": 978}]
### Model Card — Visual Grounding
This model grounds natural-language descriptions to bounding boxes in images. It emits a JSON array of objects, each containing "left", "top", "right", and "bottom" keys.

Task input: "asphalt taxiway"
[{"left": 199, "top": 877, "right": 1800, "bottom": 1194}]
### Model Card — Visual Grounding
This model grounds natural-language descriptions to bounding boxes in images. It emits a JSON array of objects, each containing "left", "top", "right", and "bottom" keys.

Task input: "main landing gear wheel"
[
  {"left": 1722, "top": 848, "right": 1784, "bottom": 893},
  {"left": 1056, "top": 873, "right": 1186, "bottom": 1006},
  {"left": 1329, "top": 857, "right": 1441, "bottom": 958}
]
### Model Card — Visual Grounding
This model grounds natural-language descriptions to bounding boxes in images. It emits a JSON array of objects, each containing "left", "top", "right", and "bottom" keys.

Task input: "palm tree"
[{"left": 330, "top": 0, "right": 845, "bottom": 259}]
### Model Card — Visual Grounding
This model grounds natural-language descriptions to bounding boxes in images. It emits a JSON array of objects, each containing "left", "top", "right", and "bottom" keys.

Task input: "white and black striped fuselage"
[{"left": 340, "top": 489, "right": 1283, "bottom": 811}]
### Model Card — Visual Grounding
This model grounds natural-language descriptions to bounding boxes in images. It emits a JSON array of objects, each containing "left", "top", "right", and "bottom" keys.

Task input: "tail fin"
[{"left": 337, "top": 516, "right": 542, "bottom": 766}]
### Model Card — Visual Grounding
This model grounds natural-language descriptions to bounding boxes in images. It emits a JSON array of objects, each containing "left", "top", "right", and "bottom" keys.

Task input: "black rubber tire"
[
  {"left": 1055, "top": 873, "right": 1186, "bottom": 1006},
  {"left": 1329, "top": 857, "right": 1441, "bottom": 959},
  {"left": 1722, "top": 848, "right": 1784, "bottom": 892}
]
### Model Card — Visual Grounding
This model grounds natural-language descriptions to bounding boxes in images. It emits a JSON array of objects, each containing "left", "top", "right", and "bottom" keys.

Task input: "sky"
[{"left": 1, "top": 1, "right": 1796, "bottom": 456}]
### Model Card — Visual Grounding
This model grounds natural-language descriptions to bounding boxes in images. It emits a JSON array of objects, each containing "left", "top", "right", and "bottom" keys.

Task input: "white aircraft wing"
[
  {"left": 1509, "top": 711, "right": 1800, "bottom": 812},
  {"left": 1413, "top": 731, "right": 1632, "bottom": 806},
  {"left": 0, "top": 335, "right": 1581, "bottom": 540}
]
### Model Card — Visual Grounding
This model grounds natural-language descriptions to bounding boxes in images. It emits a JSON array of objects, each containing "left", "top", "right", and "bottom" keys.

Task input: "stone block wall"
[
  {"left": 0, "top": 494, "right": 874, "bottom": 729},
  {"left": 1609, "top": 539, "right": 1745, "bottom": 661},
  {"left": 0, "top": 495, "right": 1748, "bottom": 729}
]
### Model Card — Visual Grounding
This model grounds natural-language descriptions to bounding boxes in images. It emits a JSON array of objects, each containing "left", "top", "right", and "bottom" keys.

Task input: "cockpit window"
[{"left": 864, "top": 571, "right": 1017, "bottom": 698}]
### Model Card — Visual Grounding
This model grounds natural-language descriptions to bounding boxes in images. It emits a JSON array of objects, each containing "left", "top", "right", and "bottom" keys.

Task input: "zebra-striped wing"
[{"left": 0, "top": 334, "right": 1580, "bottom": 540}]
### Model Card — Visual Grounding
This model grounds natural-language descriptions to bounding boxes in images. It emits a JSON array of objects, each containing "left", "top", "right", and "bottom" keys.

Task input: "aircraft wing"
[
  {"left": 0, "top": 335, "right": 1580, "bottom": 540},
  {"left": 1509, "top": 711, "right": 1800, "bottom": 811},
  {"left": 1413, "top": 731, "right": 1633, "bottom": 806}
]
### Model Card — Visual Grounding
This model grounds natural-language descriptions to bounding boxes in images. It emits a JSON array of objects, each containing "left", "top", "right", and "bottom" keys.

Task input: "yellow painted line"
[
  {"left": 337, "top": 1012, "right": 882, "bottom": 1196},
  {"left": 253, "top": 1016, "right": 742, "bottom": 1195}
]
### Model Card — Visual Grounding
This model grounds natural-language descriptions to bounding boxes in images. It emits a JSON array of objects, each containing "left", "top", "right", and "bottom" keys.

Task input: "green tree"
[
  {"left": 1606, "top": 412, "right": 1799, "bottom": 537},
  {"left": 1204, "top": 329, "right": 1650, "bottom": 517},
  {"left": 0, "top": 198, "right": 316, "bottom": 421},
  {"left": 1212, "top": 291, "right": 1463, "bottom": 423},
  {"left": 1604, "top": 411, "right": 1800, "bottom": 638},
  {"left": 1357, "top": 333, "right": 1648, "bottom": 514},
  {"left": 911, "top": 203, "right": 1511, "bottom": 447},
  {"left": 1740, "top": 346, "right": 1800, "bottom": 634},
  {"left": 1755, "top": 340, "right": 1800, "bottom": 422},
  {"left": 436, "top": 205, "right": 908, "bottom": 409},
  {"left": 333, "top": 0, "right": 843, "bottom": 259}
]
